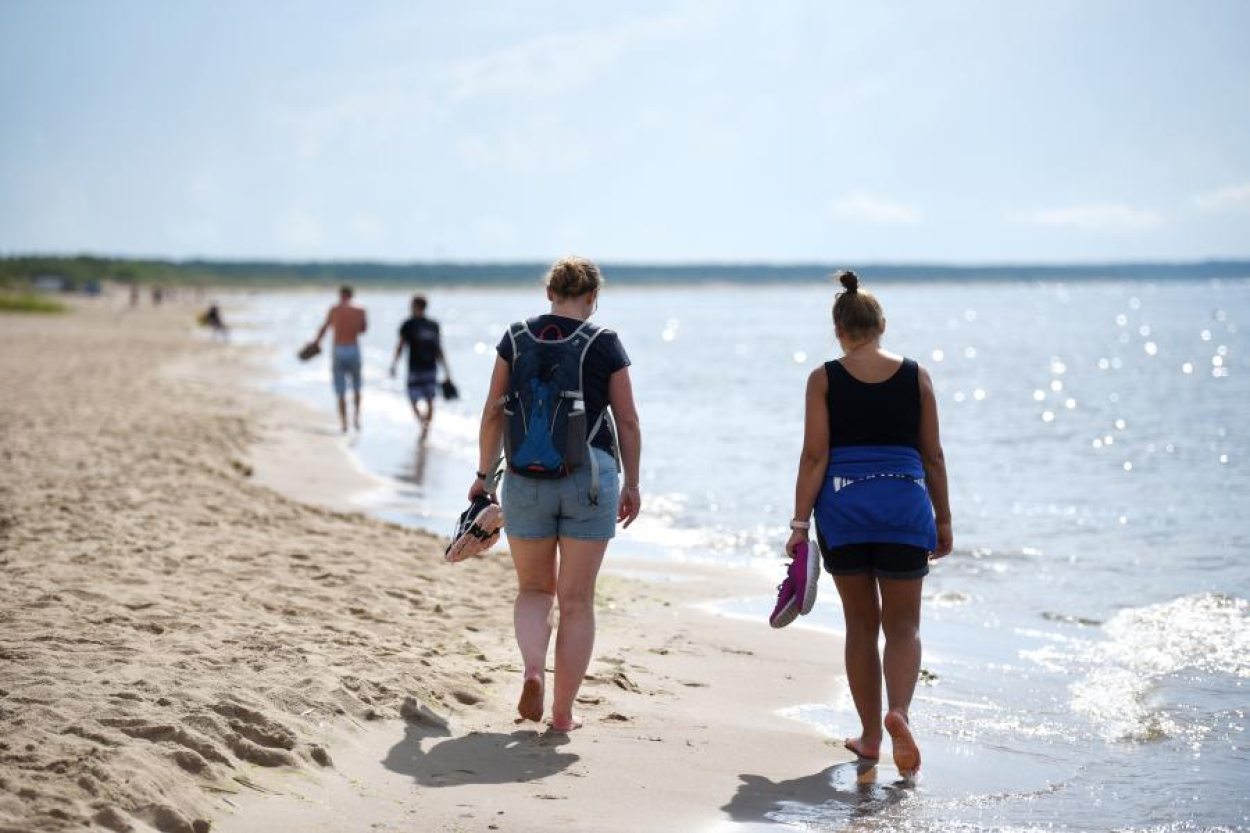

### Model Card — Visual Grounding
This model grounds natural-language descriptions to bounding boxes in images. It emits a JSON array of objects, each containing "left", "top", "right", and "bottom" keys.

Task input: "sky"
[{"left": 2, "top": 0, "right": 1249, "bottom": 263}]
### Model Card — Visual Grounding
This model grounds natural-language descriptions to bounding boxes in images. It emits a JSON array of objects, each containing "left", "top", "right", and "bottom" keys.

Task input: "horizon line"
[{"left": 5, "top": 251, "right": 1250, "bottom": 270}]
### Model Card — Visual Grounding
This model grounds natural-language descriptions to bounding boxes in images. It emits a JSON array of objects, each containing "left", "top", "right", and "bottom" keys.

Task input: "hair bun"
[{"left": 838, "top": 270, "right": 859, "bottom": 293}]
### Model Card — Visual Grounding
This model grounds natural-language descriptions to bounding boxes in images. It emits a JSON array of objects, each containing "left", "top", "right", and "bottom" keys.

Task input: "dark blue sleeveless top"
[{"left": 825, "top": 358, "right": 921, "bottom": 451}]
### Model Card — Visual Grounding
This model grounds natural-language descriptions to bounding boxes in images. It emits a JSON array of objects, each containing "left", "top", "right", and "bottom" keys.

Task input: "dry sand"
[{"left": 1, "top": 300, "right": 854, "bottom": 833}]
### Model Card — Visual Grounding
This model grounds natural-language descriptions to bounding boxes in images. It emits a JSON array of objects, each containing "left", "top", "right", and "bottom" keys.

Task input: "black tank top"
[{"left": 825, "top": 358, "right": 921, "bottom": 450}]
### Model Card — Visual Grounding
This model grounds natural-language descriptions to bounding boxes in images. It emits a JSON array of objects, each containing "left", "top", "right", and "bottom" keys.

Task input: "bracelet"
[
  {"left": 789, "top": 520, "right": 810, "bottom": 530},
  {"left": 475, "top": 471, "right": 489, "bottom": 480}
]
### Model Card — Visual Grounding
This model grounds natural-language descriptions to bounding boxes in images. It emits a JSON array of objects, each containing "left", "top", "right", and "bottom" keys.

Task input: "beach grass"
[{"left": 0, "top": 293, "right": 69, "bottom": 313}]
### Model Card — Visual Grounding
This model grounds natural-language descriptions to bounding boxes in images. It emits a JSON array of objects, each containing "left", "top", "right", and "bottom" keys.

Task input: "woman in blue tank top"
[{"left": 785, "top": 270, "right": 952, "bottom": 776}]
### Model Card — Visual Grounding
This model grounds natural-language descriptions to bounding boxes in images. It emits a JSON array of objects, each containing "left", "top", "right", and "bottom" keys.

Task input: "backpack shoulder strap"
[
  {"left": 575, "top": 323, "right": 606, "bottom": 395},
  {"left": 506, "top": 321, "right": 529, "bottom": 363},
  {"left": 575, "top": 323, "right": 617, "bottom": 504}
]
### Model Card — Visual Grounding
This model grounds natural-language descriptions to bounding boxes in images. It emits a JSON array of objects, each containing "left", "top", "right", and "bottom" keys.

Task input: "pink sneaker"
[{"left": 769, "top": 540, "right": 820, "bottom": 629}]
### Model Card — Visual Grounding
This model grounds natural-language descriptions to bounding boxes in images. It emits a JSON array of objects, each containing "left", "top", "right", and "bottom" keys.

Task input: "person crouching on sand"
[
  {"left": 312, "top": 285, "right": 368, "bottom": 433},
  {"left": 786, "top": 270, "right": 952, "bottom": 776},
  {"left": 469, "top": 256, "right": 642, "bottom": 731}
]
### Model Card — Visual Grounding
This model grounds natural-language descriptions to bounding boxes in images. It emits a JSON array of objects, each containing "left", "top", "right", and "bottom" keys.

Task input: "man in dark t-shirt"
[
  {"left": 496, "top": 315, "right": 630, "bottom": 454},
  {"left": 391, "top": 295, "right": 452, "bottom": 438}
]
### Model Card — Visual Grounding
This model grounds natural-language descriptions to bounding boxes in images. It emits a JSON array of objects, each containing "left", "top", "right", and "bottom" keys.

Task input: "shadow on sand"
[
  {"left": 722, "top": 760, "right": 913, "bottom": 827},
  {"left": 381, "top": 719, "right": 580, "bottom": 788}
]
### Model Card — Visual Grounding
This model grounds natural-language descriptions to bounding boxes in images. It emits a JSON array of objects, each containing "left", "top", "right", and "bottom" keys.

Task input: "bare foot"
[
  {"left": 844, "top": 735, "right": 881, "bottom": 760},
  {"left": 548, "top": 716, "right": 583, "bottom": 732},
  {"left": 517, "top": 676, "right": 544, "bottom": 723},
  {"left": 884, "top": 709, "right": 921, "bottom": 776}
]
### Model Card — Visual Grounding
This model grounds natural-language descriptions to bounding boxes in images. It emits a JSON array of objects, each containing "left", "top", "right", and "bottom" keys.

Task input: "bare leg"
[
  {"left": 833, "top": 573, "right": 883, "bottom": 758},
  {"left": 352, "top": 388, "right": 362, "bottom": 431},
  {"left": 410, "top": 400, "right": 427, "bottom": 439},
  {"left": 879, "top": 576, "right": 923, "bottom": 773},
  {"left": 550, "top": 536, "right": 608, "bottom": 730},
  {"left": 336, "top": 395, "right": 348, "bottom": 433},
  {"left": 879, "top": 576, "right": 923, "bottom": 715},
  {"left": 509, "top": 536, "right": 557, "bottom": 722},
  {"left": 417, "top": 398, "right": 433, "bottom": 439}
]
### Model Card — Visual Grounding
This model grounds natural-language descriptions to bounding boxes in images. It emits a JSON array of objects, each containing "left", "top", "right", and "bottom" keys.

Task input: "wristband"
[
  {"left": 475, "top": 471, "right": 489, "bottom": 480},
  {"left": 789, "top": 520, "right": 810, "bottom": 530}
]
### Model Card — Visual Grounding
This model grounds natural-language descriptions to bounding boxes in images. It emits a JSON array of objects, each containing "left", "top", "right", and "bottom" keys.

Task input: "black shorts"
[{"left": 816, "top": 529, "right": 929, "bottom": 579}]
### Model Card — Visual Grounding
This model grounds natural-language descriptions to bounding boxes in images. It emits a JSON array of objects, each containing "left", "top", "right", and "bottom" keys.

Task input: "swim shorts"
[
  {"left": 332, "top": 345, "right": 362, "bottom": 397},
  {"left": 407, "top": 369, "right": 438, "bottom": 402}
]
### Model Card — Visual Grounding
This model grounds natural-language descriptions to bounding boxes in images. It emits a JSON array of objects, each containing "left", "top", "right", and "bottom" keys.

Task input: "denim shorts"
[
  {"left": 502, "top": 447, "right": 619, "bottom": 540},
  {"left": 332, "top": 345, "right": 362, "bottom": 396}
]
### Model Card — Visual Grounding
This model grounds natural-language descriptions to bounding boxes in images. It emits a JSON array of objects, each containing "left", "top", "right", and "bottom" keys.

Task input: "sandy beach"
[{"left": 0, "top": 301, "right": 851, "bottom": 833}]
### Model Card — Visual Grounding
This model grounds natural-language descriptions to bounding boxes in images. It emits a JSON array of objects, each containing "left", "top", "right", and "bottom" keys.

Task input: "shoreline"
[
  {"left": 221, "top": 314, "right": 858, "bottom": 831},
  {"left": 0, "top": 299, "right": 853, "bottom": 833}
]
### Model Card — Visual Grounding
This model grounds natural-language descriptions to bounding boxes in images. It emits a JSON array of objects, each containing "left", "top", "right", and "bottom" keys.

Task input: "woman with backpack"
[
  {"left": 785, "top": 270, "right": 952, "bottom": 776},
  {"left": 469, "top": 256, "right": 642, "bottom": 731}
]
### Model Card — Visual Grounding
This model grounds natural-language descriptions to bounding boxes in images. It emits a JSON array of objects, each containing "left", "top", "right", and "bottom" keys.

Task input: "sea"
[{"left": 229, "top": 276, "right": 1249, "bottom": 832}]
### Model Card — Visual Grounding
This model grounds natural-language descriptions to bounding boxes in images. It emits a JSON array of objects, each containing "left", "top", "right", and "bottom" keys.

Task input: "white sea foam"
[{"left": 1069, "top": 594, "right": 1249, "bottom": 742}]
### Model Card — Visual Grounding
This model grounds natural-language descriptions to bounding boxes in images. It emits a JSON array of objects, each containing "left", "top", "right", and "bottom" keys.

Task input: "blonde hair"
[
  {"left": 545, "top": 256, "right": 602, "bottom": 299},
  {"left": 832, "top": 270, "right": 885, "bottom": 340}
]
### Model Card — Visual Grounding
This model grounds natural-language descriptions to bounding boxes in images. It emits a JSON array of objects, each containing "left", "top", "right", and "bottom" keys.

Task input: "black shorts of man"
[{"left": 391, "top": 295, "right": 452, "bottom": 439}]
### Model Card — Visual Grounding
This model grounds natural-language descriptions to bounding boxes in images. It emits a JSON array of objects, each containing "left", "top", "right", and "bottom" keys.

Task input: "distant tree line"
[{"left": 2, "top": 254, "right": 1249, "bottom": 290}]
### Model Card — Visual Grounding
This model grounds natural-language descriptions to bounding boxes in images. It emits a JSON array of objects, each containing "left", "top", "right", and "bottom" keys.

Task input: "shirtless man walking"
[{"left": 313, "top": 285, "right": 368, "bottom": 433}]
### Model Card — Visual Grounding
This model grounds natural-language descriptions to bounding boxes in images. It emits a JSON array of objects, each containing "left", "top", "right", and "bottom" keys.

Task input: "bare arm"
[
  {"left": 391, "top": 335, "right": 405, "bottom": 373},
  {"left": 469, "top": 356, "right": 510, "bottom": 499},
  {"left": 787, "top": 368, "right": 829, "bottom": 556},
  {"left": 314, "top": 309, "right": 332, "bottom": 344},
  {"left": 918, "top": 366, "right": 953, "bottom": 557},
  {"left": 359, "top": 308, "right": 368, "bottom": 334},
  {"left": 608, "top": 367, "right": 641, "bottom": 528},
  {"left": 437, "top": 345, "right": 452, "bottom": 381}
]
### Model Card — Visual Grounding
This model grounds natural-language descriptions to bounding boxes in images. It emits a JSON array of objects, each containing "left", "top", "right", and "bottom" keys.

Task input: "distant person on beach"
[
  {"left": 469, "top": 256, "right": 642, "bottom": 731},
  {"left": 390, "top": 295, "right": 452, "bottom": 439},
  {"left": 203, "top": 304, "right": 229, "bottom": 342},
  {"left": 785, "top": 270, "right": 952, "bottom": 777},
  {"left": 312, "top": 285, "right": 368, "bottom": 433}
]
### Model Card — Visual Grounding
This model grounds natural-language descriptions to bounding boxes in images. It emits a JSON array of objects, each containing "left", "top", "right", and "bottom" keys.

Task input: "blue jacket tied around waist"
[{"left": 814, "top": 445, "right": 937, "bottom": 552}]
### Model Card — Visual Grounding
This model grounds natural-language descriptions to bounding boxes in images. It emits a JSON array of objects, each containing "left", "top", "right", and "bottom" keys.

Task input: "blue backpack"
[{"left": 500, "top": 319, "right": 619, "bottom": 504}]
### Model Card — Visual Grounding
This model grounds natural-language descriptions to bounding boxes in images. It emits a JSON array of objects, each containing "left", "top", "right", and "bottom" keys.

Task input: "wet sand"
[{"left": 0, "top": 300, "right": 852, "bottom": 833}]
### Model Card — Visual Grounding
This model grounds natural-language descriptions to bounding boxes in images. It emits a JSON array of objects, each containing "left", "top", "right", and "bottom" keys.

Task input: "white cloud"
[
  {"left": 447, "top": 10, "right": 705, "bottom": 102},
  {"left": 349, "top": 215, "right": 387, "bottom": 242},
  {"left": 1027, "top": 204, "right": 1163, "bottom": 233},
  {"left": 280, "top": 7, "right": 705, "bottom": 148},
  {"left": 1192, "top": 182, "right": 1250, "bottom": 213},
  {"left": 830, "top": 190, "right": 923, "bottom": 225},
  {"left": 276, "top": 211, "right": 324, "bottom": 249}
]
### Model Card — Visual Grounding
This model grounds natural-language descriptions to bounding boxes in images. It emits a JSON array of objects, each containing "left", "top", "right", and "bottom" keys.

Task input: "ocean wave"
[{"left": 1070, "top": 593, "right": 1249, "bottom": 742}]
